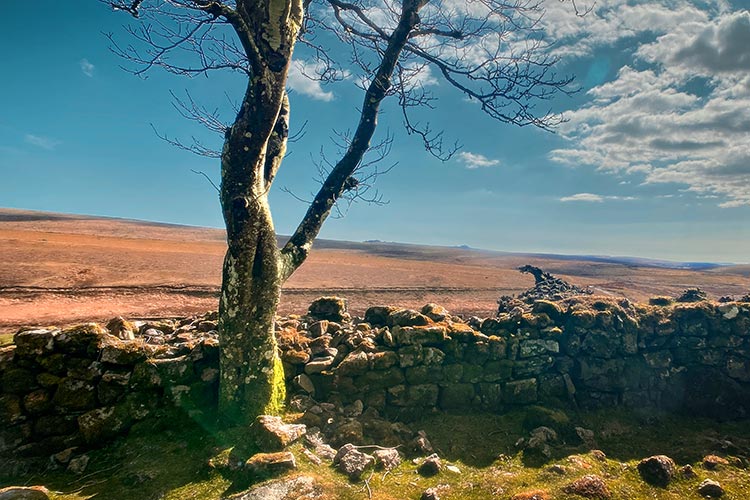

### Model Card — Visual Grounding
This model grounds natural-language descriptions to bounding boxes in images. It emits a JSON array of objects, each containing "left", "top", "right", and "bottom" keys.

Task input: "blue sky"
[{"left": 1, "top": 0, "right": 748, "bottom": 263}]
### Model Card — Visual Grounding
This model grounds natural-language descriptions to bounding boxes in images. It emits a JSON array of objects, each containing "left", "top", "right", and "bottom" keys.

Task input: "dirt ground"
[{"left": 1, "top": 208, "right": 749, "bottom": 333}]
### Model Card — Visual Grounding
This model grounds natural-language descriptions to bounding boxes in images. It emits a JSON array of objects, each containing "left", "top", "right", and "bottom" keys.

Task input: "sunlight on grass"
[{"left": 6, "top": 408, "right": 744, "bottom": 500}]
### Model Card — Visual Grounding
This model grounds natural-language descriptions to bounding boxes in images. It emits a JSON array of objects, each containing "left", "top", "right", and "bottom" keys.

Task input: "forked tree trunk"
[
  {"left": 210, "top": 0, "right": 423, "bottom": 425},
  {"left": 218, "top": 193, "right": 285, "bottom": 423}
]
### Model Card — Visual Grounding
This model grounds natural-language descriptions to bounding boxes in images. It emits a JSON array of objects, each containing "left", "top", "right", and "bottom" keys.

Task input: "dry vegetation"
[{"left": 1, "top": 207, "right": 748, "bottom": 333}]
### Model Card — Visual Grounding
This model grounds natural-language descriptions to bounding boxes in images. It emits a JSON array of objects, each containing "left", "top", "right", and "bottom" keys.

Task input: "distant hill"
[
  {"left": 1, "top": 207, "right": 748, "bottom": 331},
  {"left": 0, "top": 207, "right": 736, "bottom": 270}
]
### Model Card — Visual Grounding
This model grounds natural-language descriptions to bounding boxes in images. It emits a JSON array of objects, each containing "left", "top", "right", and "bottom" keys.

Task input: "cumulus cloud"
[
  {"left": 672, "top": 11, "right": 750, "bottom": 73},
  {"left": 538, "top": 0, "right": 711, "bottom": 59},
  {"left": 24, "top": 134, "right": 61, "bottom": 150},
  {"left": 548, "top": 2, "right": 750, "bottom": 207},
  {"left": 80, "top": 58, "right": 94, "bottom": 77},
  {"left": 286, "top": 59, "right": 349, "bottom": 102},
  {"left": 560, "top": 193, "right": 636, "bottom": 202},
  {"left": 457, "top": 151, "right": 500, "bottom": 169}
]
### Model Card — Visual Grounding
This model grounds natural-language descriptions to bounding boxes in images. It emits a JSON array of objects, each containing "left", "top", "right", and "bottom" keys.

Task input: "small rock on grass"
[
  {"left": 680, "top": 465, "right": 698, "bottom": 479},
  {"left": 698, "top": 479, "right": 724, "bottom": 498},
  {"left": 254, "top": 415, "right": 306, "bottom": 451},
  {"left": 224, "top": 475, "right": 320, "bottom": 500},
  {"left": 421, "top": 487, "right": 440, "bottom": 500},
  {"left": 562, "top": 474, "right": 611, "bottom": 499},
  {"left": 245, "top": 452, "right": 297, "bottom": 476},
  {"left": 637, "top": 455, "right": 676, "bottom": 487},
  {"left": 421, "top": 484, "right": 450, "bottom": 500},
  {"left": 333, "top": 444, "right": 374, "bottom": 481},
  {"left": 372, "top": 448, "right": 401, "bottom": 471},
  {"left": 0, "top": 487, "right": 50, "bottom": 500},
  {"left": 703, "top": 455, "right": 730, "bottom": 470},
  {"left": 417, "top": 453, "right": 442, "bottom": 477}
]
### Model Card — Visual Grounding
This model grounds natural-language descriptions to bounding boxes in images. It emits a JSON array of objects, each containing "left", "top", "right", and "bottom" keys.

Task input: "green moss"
[
  {"left": 264, "top": 354, "right": 286, "bottom": 415},
  {"left": 0, "top": 332, "right": 13, "bottom": 347}
]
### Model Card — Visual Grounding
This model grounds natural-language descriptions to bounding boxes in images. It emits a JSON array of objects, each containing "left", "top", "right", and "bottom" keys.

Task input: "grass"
[
  {"left": 2, "top": 407, "right": 749, "bottom": 500},
  {"left": 0, "top": 332, "right": 14, "bottom": 347}
]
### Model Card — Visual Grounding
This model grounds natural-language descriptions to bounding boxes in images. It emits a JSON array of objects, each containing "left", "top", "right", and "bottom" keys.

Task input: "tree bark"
[{"left": 218, "top": 192, "right": 285, "bottom": 423}]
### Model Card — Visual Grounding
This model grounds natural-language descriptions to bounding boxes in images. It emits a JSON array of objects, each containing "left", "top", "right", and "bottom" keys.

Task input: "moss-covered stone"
[
  {"left": 506, "top": 378, "right": 538, "bottom": 404},
  {"left": 438, "top": 383, "right": 475, "bottom": 409},
  {"left": 55, "top": 323, "right": 108, "bottom": 356}
]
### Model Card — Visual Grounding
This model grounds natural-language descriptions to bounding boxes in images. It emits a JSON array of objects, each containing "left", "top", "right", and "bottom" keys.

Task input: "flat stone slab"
[
  {"left": 0, "top": 486, "right": 51, "bottom": 500},
  {"left": 224, "top": 475, "right": 320, "bottom": 500},
  {"left": 254, "top": 415, "right": 307, "bottom": 451}
]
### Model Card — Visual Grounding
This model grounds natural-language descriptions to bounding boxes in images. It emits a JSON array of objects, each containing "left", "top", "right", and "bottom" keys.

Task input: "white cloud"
[
  {"left": 537, "top": 0, "right": 712, "bottom": 59},
  {"left": 24, "top": 134, "right": 61, "bottom": 151},
  {"left": 549, "top": 4, "right": 750, "bottom": 207},
  {"left": 400, "top": 62, "right": 438, "bottom": 89},
  {"left": 560, "top": 193, "right": 604, "bottom": 202},
  {"left": 559, "top": 193, "right": 636, "bottom": 202},
  {"left": 287, "top": 59, "right": 347, "bottom": 102},
  {"left": 457, "top": 151, "right": 500, "bottom": 169},
  {"left": 80, "top": 58, "right": 94, "bottom": 77}
]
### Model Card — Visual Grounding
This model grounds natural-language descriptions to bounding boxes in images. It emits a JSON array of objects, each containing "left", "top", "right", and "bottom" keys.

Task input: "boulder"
[
  {"left": 421, "top": 487, "right": 442, "bottom": 500},
  {"left": 421, "top": 303, "right": 449, "bottom": 322},
  {"left": 253, "top": 416, "right": 306, "bottom": 451},
  {"left": 417, "top": 453, "right": 442, "bottom": 477},
  {"left": 308, "top": 297, "right": 348, "bottom": 322},
  {"left": 333, "top": 444, "right": 375, "bottom": 480},
  {"left": 78, "top": 406, "right": 129, "bottom": 443},
  {"left": 52, "top": 378, "right": 96, "bottom": 411},
  {"left": 387, "top": 309, "right": 430, "bottom": 328},
  {"left": 562, "top": 474, "right": 611, "bottom": 499},
  {"left": 245, "top": 452, "right": 297, "bottom": 476},
  {"left": 304, "top": 356, "right": 335, "bottom": 375},
  {"left": 55, "top": 324, "right": 108, "bottom": 356},
  {"left": 13, "top": 329, "right": 59, "bottom": 358},
  {"left": 0, "top": 487, "right": 50, "bottom": 500},
  {"left": 506, "top": 378, "right": 538, "bottom": 404},
  {"left": 0, "top": 395, "right": 23, "bottom": 425},
  {"left": 637, "top": 455, "right": 676, "bottom": 487},
  {"left": 100, "top": 338, "right": 154, "bottom": 365},
  {"left": 106, "top": 317, "right": 137, "bottom": 340},
  {"left": 336, "top": 351, "right": 369, "bottom": 376},
  {"left": 308, "top": 320, "right": 329, "bottom": 338},
  {"left": 293, "top": 374, "right": 315, "bottom": 395},
  {"left": 702, "top": 455, "right": 729, "bottom": 470},
  {"left": 697, "top": 479, "right": 724, "bottom": 498},
  {"left": 223, "top": 475, "right": 320, "bottom": 500},
  {"left": 364, "top": 306, "right": 399, "bottom": 327},
  {"left": 331, "top": 420, "right": 364, "bottom": 445},
  {"left": 372, "top": 448, "right": 401, "bottom": 471}
]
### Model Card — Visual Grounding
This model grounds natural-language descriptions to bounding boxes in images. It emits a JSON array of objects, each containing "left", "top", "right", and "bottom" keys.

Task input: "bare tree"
[{"left": 106, "top": 0, "right": 574, "bottom": 425}]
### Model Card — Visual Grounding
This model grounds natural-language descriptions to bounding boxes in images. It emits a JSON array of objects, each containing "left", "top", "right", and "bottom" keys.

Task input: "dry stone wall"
[
  {"left": 284, "top": 299, "right": 750, "bottom": 423},
  {"left": 0, "top": 319, "right": 219, "bottom": 460},
  {"left": 1, "top": 298, "right": 749, "bottom": 460}
]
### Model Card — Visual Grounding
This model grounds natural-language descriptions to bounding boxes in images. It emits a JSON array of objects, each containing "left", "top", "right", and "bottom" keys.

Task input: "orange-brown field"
[{"left": 1, "top": 207, "right": 748, "bottom": 333}]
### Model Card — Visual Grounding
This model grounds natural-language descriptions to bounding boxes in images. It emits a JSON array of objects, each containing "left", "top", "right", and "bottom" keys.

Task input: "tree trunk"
[{"left": 217, "top": 192, "right": 286, "bottom": 424}]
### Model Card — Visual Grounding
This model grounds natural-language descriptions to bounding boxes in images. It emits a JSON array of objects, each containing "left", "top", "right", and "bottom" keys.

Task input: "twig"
[
  {"left": 363, "top": 468, "right": 375, "bottom": 499},
  {"left": 191, "top": 169, "right": 220, "bottom": 193},
  {"left": 71, "top": 462, "right": 121, "bottom": 484},
  {"left": 353, "top": 444, "right": 402, "bottom": 450}
]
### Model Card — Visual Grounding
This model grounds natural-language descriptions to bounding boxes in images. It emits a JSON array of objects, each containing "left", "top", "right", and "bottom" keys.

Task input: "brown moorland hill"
[{"left": 1, "top": 207, "right": 748, "bottom": 332}]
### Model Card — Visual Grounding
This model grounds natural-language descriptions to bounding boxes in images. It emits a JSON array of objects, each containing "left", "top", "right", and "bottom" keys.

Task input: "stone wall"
[
  {"left": 2, "top": 298, "right": 750, "bottom": 459},
  {"left": 282, "top": 299, "right": 750, "bottom": 422},
  {"left": 0, "top": 318, "right": 219, "bottom": 460}
]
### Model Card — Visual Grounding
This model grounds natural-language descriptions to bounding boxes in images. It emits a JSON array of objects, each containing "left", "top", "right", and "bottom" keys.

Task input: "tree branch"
[{"left": 279, "top": 0, "right": 426, "bottom": 280}]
